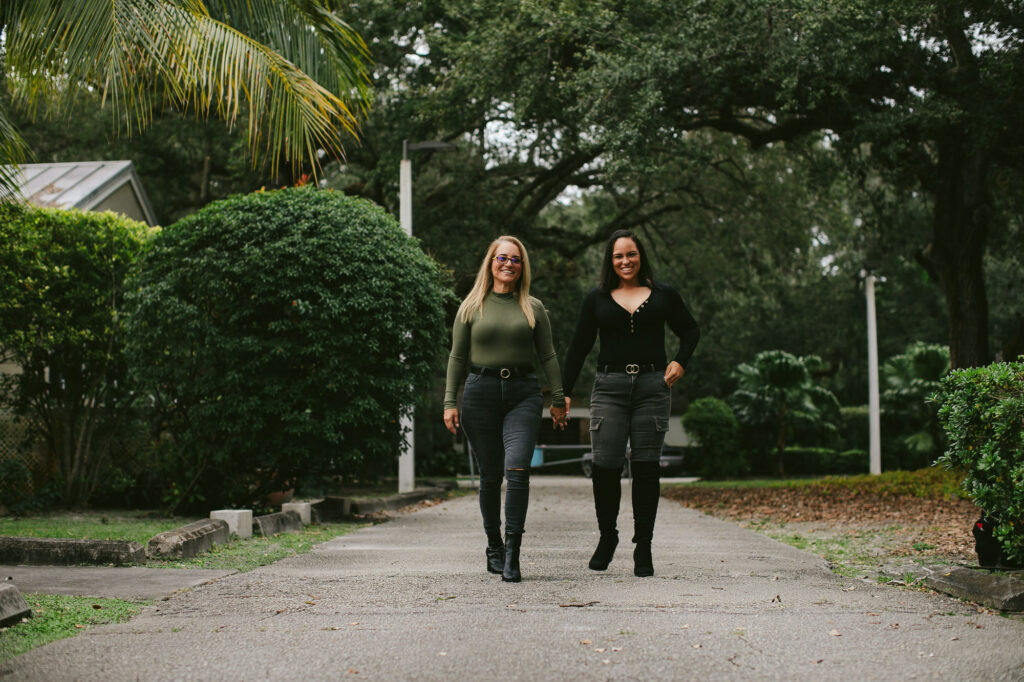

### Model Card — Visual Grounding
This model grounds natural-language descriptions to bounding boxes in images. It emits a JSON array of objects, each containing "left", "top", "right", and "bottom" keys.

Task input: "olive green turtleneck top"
[{"left": 444, "top": 291, "right": 566, "bottom": 410}]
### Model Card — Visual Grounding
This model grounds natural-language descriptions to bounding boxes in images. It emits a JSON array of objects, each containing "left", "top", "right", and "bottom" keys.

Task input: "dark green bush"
[
  {"left": 125, "top": 188, "right": 452, "bottom": 511},
  {"left": 838, "top": 405, "right": 869, "bottom": 452},
  {"left": 934, "top": 359, "right": 1024, "bottom": 565},
  {"left": 0, "top": 203, "right": 152, "bottom": 508},
  {"left": 682, "top": 397, "right": 747, "bottom": 479}
]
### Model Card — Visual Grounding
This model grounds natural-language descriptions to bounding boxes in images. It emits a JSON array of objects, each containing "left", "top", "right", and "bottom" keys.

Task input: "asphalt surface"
[{"left": 3, "top": 476, "right": 1024, "bottom": 681}]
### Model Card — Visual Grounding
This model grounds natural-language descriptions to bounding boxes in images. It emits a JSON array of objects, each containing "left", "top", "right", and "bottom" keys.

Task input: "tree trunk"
[{"left": 919, "top": 140, "right": 991, "bottom": 369}]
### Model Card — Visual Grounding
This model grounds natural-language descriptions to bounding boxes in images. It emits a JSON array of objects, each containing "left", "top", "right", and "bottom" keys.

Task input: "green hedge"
[
  {"left": 125, "top": 188, "right": 452, "bottom": 511},
  {"left": 0, "top": 203, "right": 152, "bottom": 508},
  {"left": 934, "top": 359, "right": 1024, "bottom": 565},
  {"left": 682, "top": 397, "right": 746, "bottom": 479}
]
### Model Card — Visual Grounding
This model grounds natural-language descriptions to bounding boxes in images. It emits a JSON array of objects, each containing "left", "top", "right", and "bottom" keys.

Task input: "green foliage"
[
  {"left": 781, "top": 447, "right": 867, "bottom": 475},
  {"left": 681, "top": 397, "right": 746, "bottom": 479},
  {"left": 728, "top": 350, "right": 841, "bottom": 475},
  {"left": 0, "top": 1, "right": 370, "bottom": 196},
  {"left": 934, "top": 360, "right": 1024, "bottom": 565},
  {"left": 881, "top": 342, "right": 950, "bottom": 469},
  {"left": 838, "top": 405, "right": 869, "bottom": 452},
  {"left": 0, "top": 203, "right": 153, "bottom": 508},
  {"left": 0, "top": 594, "right": 146, "bottom": 662},
  {"left": 125, "top": 188, "right": 453, "bottom": 511}
]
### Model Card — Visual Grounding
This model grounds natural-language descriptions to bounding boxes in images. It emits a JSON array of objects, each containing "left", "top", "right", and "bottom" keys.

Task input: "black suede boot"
[
  {"left": 502, "top": 532, "right": 522, "bottom": 582},
  {"left": 631, "top": 460, "right": 660, "bottom": 577},
  {"left": 589, "top": 464, "right": 622, "bottom": 570},
  {"left": 486, "top": 531, "right": 505, "bottom": 574}
]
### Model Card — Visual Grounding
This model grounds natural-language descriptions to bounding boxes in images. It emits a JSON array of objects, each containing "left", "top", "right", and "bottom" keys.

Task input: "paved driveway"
[{"left": 4, "top": 476, "right": 1023, "bottom": 680}]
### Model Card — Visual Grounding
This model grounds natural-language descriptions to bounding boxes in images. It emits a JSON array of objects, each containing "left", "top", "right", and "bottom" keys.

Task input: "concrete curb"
[
  {"left": 927, "top": 565, "right": 1024, "bottom": 611},
  {"left": 254, "top": 510, "right": 302, "bottom": 537},
  {"left": 146, "top": 519, "right": 229, "bottom": 559},
  {"left": 0, "top": 536, "right": 145, "bottom": 566},
  {"left": 348, "top": 486, "right": 448, "bottom": 514},
  {"left": 311, "top": 485, "right": 451, "bottom": 521},
  {"left": 0, "top": 582, "right": 31, "bottom": 627}
]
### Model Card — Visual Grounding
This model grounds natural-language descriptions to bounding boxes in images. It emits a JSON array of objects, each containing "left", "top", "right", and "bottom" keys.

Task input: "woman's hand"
[
  {"left": 550, "top": 405, "right": 567, "bottom": 430},
  {"left": 443, "top": 408, "right": 460, "bottom": 435},
  {"left": 664, "top": 361, "right": 684, "bottom": 388}
]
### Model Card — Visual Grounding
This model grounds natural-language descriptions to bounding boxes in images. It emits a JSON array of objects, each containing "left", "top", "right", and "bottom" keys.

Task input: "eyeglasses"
[{"left": 492, "top": 255, "right": 523, "bottom": 265}]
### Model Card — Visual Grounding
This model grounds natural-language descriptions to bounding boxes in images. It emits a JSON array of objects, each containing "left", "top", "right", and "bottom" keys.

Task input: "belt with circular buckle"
[
  {"left": 598, "top": 363, "right": 660, "bottom": 375},
  {"left": 470, "top": 364, "right": 534, "bottom": 379}
]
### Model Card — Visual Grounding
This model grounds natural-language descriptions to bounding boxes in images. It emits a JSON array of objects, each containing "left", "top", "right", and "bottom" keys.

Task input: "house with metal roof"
[{"left": 5, "top": 160, "right": 158, "bottom": 226}]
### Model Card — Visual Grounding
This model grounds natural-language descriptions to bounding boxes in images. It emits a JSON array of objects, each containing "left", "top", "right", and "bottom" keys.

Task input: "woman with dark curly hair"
[{"left": 563, "top": 229, "right": 699, "bottom": 576}]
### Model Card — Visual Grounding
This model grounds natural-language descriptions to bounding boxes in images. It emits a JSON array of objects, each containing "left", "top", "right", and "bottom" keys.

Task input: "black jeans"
[
  {"left": 589, "top": 370, "right": 670, "bottom": 469},
  {"left": 461, "top": 372, "right": 543, "bottom": 536}
]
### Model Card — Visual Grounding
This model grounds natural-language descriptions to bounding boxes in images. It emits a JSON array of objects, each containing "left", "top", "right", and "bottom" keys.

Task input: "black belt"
[
  {"left": 598, "top": 363, "right": 661, "bottom": 375},
  {"left": 470, "top": 364, "right": 534, "bottom": 379}
]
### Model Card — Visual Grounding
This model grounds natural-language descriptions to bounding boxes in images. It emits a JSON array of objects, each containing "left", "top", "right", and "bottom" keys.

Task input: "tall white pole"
[
  {"left": 398, "top": 152, "right": 415, "bottom": 493},
  {"left": 866, "top": 274, "right": 881, "bottom": 475}
]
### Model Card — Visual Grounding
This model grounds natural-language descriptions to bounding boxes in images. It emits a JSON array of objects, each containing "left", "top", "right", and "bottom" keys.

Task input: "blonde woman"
[{"left": 444, "top": 236, "right": 567, "bottom": 582}]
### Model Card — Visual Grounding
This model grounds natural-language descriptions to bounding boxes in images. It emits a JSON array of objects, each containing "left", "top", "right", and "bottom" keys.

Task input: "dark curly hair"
[{"left": 599, "top": 229, "right": 655, "bottom": 292}]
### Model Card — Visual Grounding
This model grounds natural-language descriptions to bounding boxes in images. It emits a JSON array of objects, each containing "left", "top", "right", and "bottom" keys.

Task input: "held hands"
[
  {"left": 664, "top": 361, "right": 684, "bottom": 388},
  {"left": 443, "top": 408, "right": 460, "bottom": 435},
  {"left": 549, "top": 404, "right": 568, "bottom": 430}
]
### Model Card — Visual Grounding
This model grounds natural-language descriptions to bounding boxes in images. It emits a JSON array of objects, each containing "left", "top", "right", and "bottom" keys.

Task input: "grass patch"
[
  {"left": 674, "top": 468, "right": 964, "bottom": 500},
  {"left": 0, "top": 512, "right": 194, "bottom": 546},
  {"left": 146, "top": 521, "right": 362, "bottom": 571},
  {"left": 0, "top": 594, "right": 147, "bottom": 662}
]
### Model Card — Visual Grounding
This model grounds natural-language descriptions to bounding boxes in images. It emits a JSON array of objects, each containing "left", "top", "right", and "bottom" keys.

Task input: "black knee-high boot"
[
  {"left": 589, "top": 464, "right": 622, "bottom": 570},
  {"left": 479, "top": 474, "right": 504, "bottom": 574},
  {"left": 630, "top": 460, "right": 660, "bottom": 577}
]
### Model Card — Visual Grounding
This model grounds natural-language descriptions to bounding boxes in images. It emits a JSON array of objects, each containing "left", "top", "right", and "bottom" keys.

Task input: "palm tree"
[
  {"left": 0, "top": 0, "right": 370, "bottom": 197},
  {"left": 729, "top": 350, "right": 840, "bottom": 475},
  {"left": 881, "top": 342, "right": 950, "bottom": 468}
]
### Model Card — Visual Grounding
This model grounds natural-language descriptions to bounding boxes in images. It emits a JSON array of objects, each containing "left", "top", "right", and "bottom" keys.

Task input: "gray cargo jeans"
[
  {"left": 460, "top": 372, "right": 543, "bottom": 536},
  {"left": 589, "top": 370, "right": 670, "bottom": 469}
]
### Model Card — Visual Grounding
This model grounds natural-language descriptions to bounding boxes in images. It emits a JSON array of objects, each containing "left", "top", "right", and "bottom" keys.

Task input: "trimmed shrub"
[
  {"left": 934, "top": 359, "right": 1024, "bottom": 565},
  {"left": 682, "top": 397, "right": 746, "bottom": 479},
  {"left": 838, "top": 405, "right": 869, "bottom": 452},
  {"left": 0, "top": 203, "right": 153, "bottom": 508},
  {"left": 125, "top": 188, "right": 452, "bottom": 511}
]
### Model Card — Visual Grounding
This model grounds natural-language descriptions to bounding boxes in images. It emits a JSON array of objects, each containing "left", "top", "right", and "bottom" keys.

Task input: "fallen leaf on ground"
[
  {"left": 580, "top": 640, "right": 592, "bottom": 645},
  {"left": 829, "top": 629, "right": 841, "bottom": 636}
]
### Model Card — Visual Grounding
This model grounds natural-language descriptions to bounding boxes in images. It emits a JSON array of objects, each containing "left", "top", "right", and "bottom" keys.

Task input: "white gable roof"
[{"left": 5, "top": 160, "right": 158, "bottom": 226}]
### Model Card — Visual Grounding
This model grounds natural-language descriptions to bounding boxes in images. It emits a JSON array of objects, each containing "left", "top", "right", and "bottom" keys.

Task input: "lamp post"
[
  {"left": 398, "top": 139, "right": 456, "bottom": 493},
  {"left": 863, "top": 269, "right": 882, "bottom": 475}
]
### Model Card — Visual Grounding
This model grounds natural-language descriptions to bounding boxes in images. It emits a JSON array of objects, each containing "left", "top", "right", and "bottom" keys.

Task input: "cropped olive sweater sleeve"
[{"left": 444, "top": 291, "right": 565, "bottom": 410}]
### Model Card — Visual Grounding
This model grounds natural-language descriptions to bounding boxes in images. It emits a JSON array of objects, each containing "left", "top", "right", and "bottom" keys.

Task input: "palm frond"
[
  {"left": 4, "top": 0, "right": 370, "bottom": 176},
  {"left": 0, "top": 105, "right": 30, "bottom": 199}
]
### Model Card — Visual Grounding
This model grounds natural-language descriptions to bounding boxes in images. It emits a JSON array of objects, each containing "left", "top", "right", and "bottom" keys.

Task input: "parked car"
[{"left": 581, "top": 446, "right": 686, "bottom": 478}]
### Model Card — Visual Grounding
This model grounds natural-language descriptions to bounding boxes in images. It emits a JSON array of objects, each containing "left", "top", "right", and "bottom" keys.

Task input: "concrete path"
[
  {"left": 2, "top": 566, "right": 236, "bottom": 601},
  {"left": 3, "top": 476, "right": 1023, "bottom": 681}
]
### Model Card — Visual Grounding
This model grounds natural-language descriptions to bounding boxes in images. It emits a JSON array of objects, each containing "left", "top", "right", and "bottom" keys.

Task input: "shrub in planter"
[
  {"left": 933, "top": 359, "right": 1024, "bottom": 567},
  {"left": 126, "top": 188, "right": 452, "bottom": 511},
  {"left": 682, "top": 397, "right": 746, "bottom": 479}
]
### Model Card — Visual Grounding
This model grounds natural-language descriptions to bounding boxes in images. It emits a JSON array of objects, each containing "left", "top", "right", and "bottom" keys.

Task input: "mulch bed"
[{"left": 663, "top": 485, "right": 981, "bottom": 565}]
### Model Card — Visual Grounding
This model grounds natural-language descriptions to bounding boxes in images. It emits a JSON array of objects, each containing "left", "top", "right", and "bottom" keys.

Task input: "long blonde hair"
[{"left": 457, "top": 235, "right": 536, "bottom": 328}]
